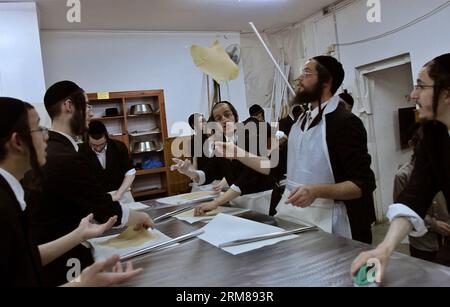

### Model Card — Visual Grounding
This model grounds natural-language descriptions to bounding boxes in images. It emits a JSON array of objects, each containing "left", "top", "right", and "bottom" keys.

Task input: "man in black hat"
[
  {"left": 79, "top": 120, "right": 135, "bottom": 201},
  {"left": 27, "top": 81, "right": 153, "bottom": 286},
  {"left": 215, "top": 56, "right": 376, "bottom": 244},
  {"left": 0, "top": 97, "right": 143, "bottom": 287}
]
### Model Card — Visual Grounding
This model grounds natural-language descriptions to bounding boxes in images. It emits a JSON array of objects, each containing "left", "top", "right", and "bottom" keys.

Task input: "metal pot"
[
  {"left": 132, "top": 140, "right": 162, "bottom": 153},
  {"left": 129, "top": 104, "right": 153, "bottom": 115}
]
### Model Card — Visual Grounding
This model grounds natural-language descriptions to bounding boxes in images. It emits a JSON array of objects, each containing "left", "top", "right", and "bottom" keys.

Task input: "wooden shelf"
[
  {"left": 94, "top": 116, "right": 124, "bottom": 121},
  {"left": 132, "top": 188, "right": 167, "bottom": 198},
  {"left": 127, "top": 113, "right": 160, "bottom": 118},
  {"left": 136, "top": 167, "right": 167, "bottom": 176},
  {"left": 131, "top": 150, "right": 164, "bottom": 155},
  {"left": 128, "top": 130, "right": 161, "bottom": 137},
  {"left": 89, "top": 98, "right": 123, "bottom": 104},
  {"left": 87, "top": 89, "right": 170, "bottom": 198}
]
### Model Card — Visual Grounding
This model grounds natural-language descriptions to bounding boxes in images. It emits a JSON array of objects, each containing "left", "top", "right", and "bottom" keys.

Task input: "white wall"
[
  {"left": 241, "top": 26, "right": 305, "bottom": 113},
  {"left": 40, "top": 31, "right": 247, "bottom": 136},
  {"left": 241, "top": 34, "right": 275, "bottom": 111},
  {"left": 337, "top": 0, "right": 450, "bottom": 92},
  {"left": 0, "top": 2, "right": 49, "bottom": 127},
  {"left": 296, "top": 0, "right": 450, "bottom": 94},
  {"left": 243, "top": 0, "right": 450, "bottom": 108},
  {"left": 367, "top": 63, "right": 414, "bottom": 216}
]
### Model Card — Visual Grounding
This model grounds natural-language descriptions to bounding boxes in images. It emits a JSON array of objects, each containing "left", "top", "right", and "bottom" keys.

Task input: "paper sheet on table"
[
  {"left": 175, "top": 206, "right": 249, "bottom": 224},
  {"left": 198, "top": 213, "right": 298, "bottom": 255},
  {"left": 157, "top": 191, "right": 216, "bottom": 206},
  {"left": 88, "top": 228, "right": 175, "bottom": 261}
]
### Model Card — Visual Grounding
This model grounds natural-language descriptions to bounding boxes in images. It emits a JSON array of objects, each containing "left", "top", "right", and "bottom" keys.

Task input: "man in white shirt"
[{"left": 79, "top": 120, "right": 136, "bottom": 202}]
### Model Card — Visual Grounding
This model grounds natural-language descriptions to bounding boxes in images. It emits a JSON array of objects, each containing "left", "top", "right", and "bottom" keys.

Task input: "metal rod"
[
  {"left": 206, "top": 74, "right": 211, "bottom": 111},
  {"left": 218, "top": 226, "right": 318, "bottom": 248},
  {"left": 120, "top": 229, "right": 205, "bottom": 261},
  {"left": 153, "top": 204, "right": 197, "bottom": 222},
  {"left": 248, "top": 22, "right": 296, "bottom": 97}
]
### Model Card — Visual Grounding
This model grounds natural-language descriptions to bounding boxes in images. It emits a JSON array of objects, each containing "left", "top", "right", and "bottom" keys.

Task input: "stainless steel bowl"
[
  {"left": 129, "top": 104, "right": 153, "bottom": 115},
  {"left": 132, "top": 140, "right": 162, "bottom": 153}
]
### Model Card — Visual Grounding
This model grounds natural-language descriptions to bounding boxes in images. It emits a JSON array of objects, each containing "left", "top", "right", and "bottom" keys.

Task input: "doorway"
[{"left": 356, "top": 55, "right": 415, "bottom": 222}]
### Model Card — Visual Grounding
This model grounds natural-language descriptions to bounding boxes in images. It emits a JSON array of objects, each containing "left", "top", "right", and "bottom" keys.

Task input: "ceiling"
[{"left": 11, "top": 0, "right": 339, "bottom": 32}]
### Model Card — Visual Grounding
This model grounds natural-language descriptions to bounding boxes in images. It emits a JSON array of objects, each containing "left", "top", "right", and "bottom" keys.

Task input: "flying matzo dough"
[{"left": 190, "top": 40, "right": 239, "bottom": 83}]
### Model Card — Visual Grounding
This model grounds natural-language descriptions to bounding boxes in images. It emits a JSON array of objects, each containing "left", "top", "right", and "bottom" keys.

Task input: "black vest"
[{"left": 79, "top": 139, "right": 133, "bottom": 193}]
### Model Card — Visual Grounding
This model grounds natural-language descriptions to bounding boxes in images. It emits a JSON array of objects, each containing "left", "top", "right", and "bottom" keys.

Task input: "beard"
[
  {"left": 291, "top": 81, "right": 324, "bottom": 106},
  {"left": 21, "top": 138, "right": 44, "bottom": 192},
  {"left": 70, "top": 107, "right": 87, "bottom": 136}
]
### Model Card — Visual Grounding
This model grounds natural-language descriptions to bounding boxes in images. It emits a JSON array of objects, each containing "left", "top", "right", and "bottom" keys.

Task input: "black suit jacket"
[
  {"left": 398, "top": 121, "right": 450, "bottom": 218},
  {"left": 78, "top": 138, "right": 133, "bottom": 192},
  {"left": 188, "top": 134, "right": 211, "bottom": 172},
  {"left": 278, "top": 115, "right": 296, "bottom": 136},
  {"left": 243, "top": 117, "right": 272, "bottom": 156},
  {"left": 201, "top": 156, "right": 274, "bottom": 195},
  {"left": 27, "top": 131, "right": 123, "bottom": 286},
  {"left": 201, "top": 124, "right": 274, "bottom": 195},
  {"left": 0, "top": 176, "right": 42, "bottom": 287},
  {"left": 271, "top": 103, "right": 376, "bottom": 243}
]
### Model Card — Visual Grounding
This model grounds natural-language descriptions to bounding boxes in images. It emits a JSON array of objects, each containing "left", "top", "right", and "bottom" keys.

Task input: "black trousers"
[
  {"left": 435, "top": 241, "right": 450, "bottom": 267},
  {"left": 351, "top": 227, "right": 373, "bottom": 245},
  {"left": 409, "top": 245, "right": 438, "bottom": 263},
  {"left": 269, "top": 184, "right": 285, "bottom": 216}
]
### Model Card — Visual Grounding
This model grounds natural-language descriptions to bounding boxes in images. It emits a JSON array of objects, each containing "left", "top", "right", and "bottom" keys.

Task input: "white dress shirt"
[
  {"left": 93, "top": 145, "right": 136, "bottom": 176},
  {"left": 304, "top": 101, "right": 329, "bottom": 130},
  {"left": 52, "top": 130, "right": 79, "bottom": 152},
  {"left": 0, "top": 168, "right": 26, "bottom": 211}
]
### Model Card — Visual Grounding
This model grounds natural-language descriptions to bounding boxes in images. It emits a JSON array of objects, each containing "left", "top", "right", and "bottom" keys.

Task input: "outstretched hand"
[{"left": 77, "top": 213, "right": 117, "bottom": 241}]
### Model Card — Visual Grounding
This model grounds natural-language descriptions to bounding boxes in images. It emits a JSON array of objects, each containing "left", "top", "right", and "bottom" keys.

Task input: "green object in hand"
[{"left": 353, "top": 264, "right": 373, "bottom": 287}]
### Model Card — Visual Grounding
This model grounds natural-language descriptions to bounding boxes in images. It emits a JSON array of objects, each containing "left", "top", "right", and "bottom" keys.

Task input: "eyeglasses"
[
  {"left": 413, "top": 84, "right": 434, "bottom": 91},
  {"left": 299, "top": 70, "right": 319, "bottom": 78},
  {"left": 30, "top": 126, "right": 49, "bottom": 137}
]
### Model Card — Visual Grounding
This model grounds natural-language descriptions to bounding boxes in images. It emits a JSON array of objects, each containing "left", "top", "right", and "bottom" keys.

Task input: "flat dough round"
[
  {"left": 100, "top": 227, "right": 158, "bottom": 249},
  {"left": 204, "top": 207, "right": 225, "bottom": 216},
  {"left": 178, "top": 206, "right": 225, "bottom": 218},
  {"left": 180, "top": 191, "right": 213, "bottom": 201}
]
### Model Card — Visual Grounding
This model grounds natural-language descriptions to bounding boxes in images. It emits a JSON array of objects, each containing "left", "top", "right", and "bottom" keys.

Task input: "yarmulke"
[
  {"left": 313, "top": 56, "right": 345, "bottom": 94},
  {"left": 0, "top": 97, "right": 27, "bottom": 139}
]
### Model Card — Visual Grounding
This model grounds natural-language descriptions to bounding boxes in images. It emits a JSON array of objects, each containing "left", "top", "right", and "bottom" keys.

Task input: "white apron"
[{"left": 275, "top": 97, "right": 352, "bottom": 238}]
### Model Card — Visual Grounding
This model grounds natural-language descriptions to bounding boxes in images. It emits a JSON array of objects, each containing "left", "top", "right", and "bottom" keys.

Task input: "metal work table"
[{"left": 121, "top": 200, "right": 450, "bottom": 287}]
